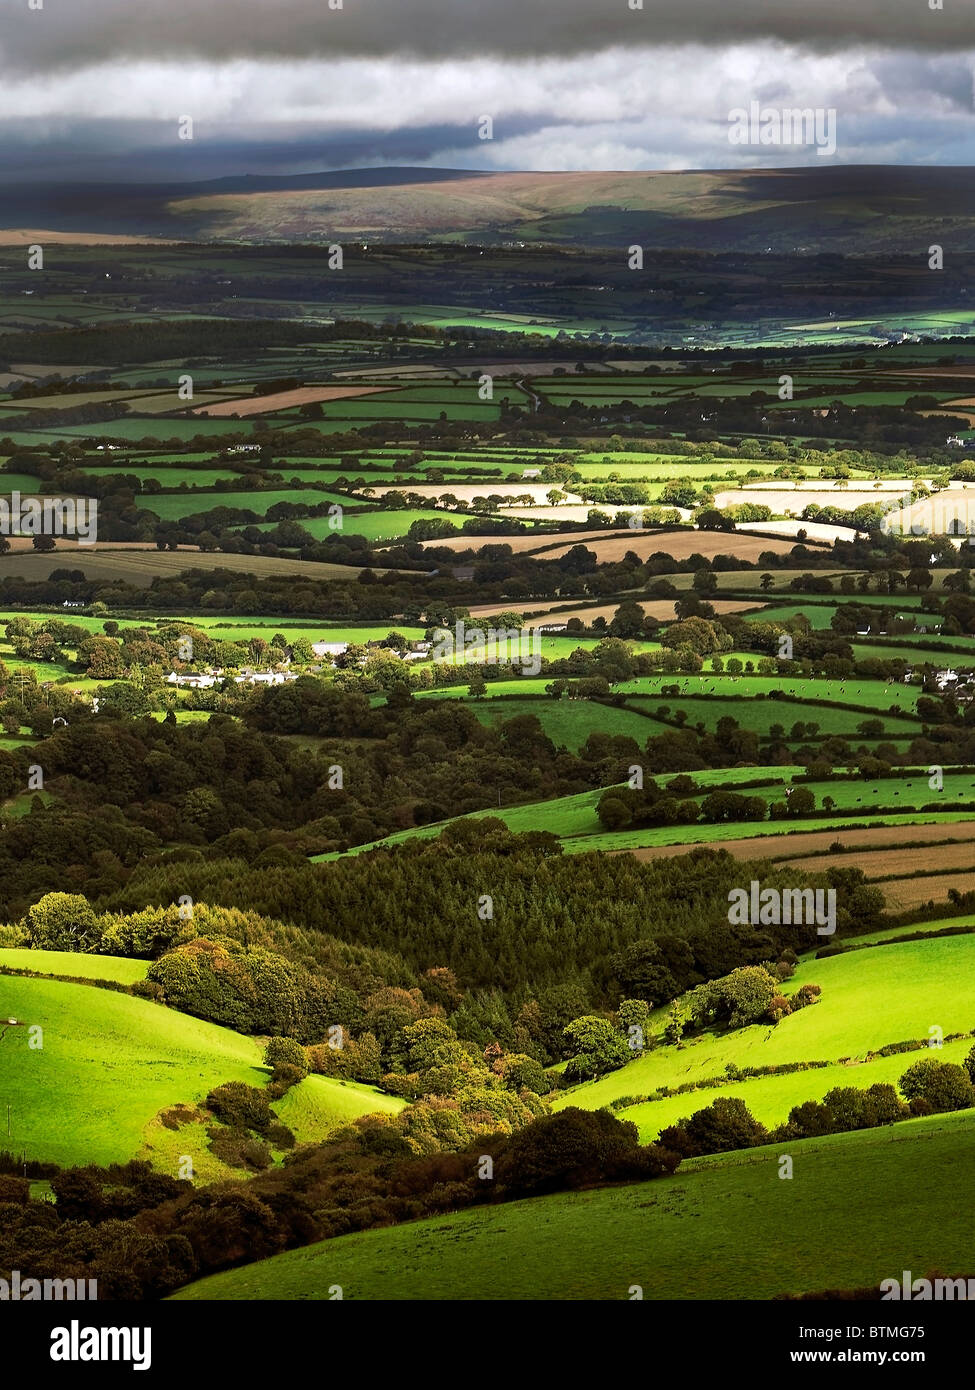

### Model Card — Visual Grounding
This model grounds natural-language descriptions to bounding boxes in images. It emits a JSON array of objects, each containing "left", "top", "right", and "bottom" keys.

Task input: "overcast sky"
[{"left": 2, "top": 0, "right": 974, "bottom": 181}]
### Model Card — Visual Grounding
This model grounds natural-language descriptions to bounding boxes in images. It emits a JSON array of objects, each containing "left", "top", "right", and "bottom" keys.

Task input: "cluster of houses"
[
  {"left": 164, "top": 636, "right": 435, "bottom": 690},
  {"left": 165, "top": 668, "right": 300, "bottom": 691},
  {"left": 931, "top": 668, "right": 973, "bottom": 695},
  {"left": 896, "top": 666, "right": 966, "bottom": 692},
  {"left": 894, "top": 666, "right": 975, "bottom": 697}
]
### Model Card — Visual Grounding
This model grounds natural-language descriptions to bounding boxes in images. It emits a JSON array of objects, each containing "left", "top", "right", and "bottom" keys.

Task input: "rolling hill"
[
  {"left": 10, "top": 166, "right": 975, "bottom": 252},
  {"left": 0, "top": 959, "right": 404, "bottom": 1172},
  {"left": 552, "top": 928, "right": 975, "bottom": 1137},
  {"left": 170, "top": 1109, "right": 975, "bottom": 1301}
]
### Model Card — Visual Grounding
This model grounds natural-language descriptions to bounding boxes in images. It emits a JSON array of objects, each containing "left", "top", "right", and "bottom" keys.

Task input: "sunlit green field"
[{"left": 170, "top": 1110, "right": 975, "bottom": 1301}]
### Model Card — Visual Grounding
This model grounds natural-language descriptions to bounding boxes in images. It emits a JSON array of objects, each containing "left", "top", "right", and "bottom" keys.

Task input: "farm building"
[
  {"left": 234, "top": 670, "right": 298, "bottom": 687},
  {"left": 166, "top": 672, "right": 217, "bottom": 690}
]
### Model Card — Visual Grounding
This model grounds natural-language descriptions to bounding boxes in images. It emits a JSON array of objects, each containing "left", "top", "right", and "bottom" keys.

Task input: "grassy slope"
[
  {"left": 552, "top": 934, "right": 975, "bottom": 1136},
  {"left": 0, "top": 973, "right": 403, "bottom": 1169},
  {"left": 467, "top": 697, "right": 668, "bottom": 750},
  {"left": 0, "top": 947, "right": 149, "bottom": 983},
  {"left": 273, "top": 1075, "right": 404, "bottom": 1143},
  {"left": 170, "top": 1110, "right": 975, "bottom": 1301},
  {"left": 629, "top": 695, "right": 920, "bottom": 736},
  {"left": 317, "top": 765, "right": 975, "bottom": 860},
  {"left": 314, "top": 766, "right": 807, "bottom": 859},
  {"left": 0, "top": 974, "right": 263, "bottom": 1167}
]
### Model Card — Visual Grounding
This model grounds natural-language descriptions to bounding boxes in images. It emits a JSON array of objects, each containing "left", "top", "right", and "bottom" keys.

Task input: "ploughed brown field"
[
  {"left": 887, "top": 367, "right": 975, "bottom": 378},
  {"left": 783, "top": 842, "right": 975, "bottom": 880},
  {"left": 879, "top": 872, "right": 975, "bottom": 912},
  {"left": 417, "top": 528, "right": 619, "bottom": 554},
  {"left": 335, "top": 361, "right": 613, "bottom": 379},
  {"left": 541, "top": 532, "right": 802, "bottom": 564},
  {"left": 534, "top": 598, "right": 756, "bottom": 625},
  {"left": 464, "top": 599, "right": 582, "bottom": 619},
  {"left": 463, "top": 596, "right": 661, "bottom": 621},
  {"left": 0, "top": 546, "right": 394, "bottom": 582},
  {"left": 194, "top": 385, "right": 392, "bottom": 417},
  {"left": 623, "top": 820, "right": 975, "bottom": 864},
  {"left": 0, "top": 229, "right": 175, "bottom": 246}
]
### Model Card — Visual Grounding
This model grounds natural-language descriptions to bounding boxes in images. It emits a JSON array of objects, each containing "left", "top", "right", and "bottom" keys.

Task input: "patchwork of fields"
[{"left": 3, "top": 254, "right": 975, "bottom": 1315}]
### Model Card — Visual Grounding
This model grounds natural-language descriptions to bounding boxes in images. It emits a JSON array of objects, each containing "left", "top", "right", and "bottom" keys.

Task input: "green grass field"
[
  {"left": 0, "top": 970, "right": 404, "bottom": 1170},
  {"left": 612, "top": 1041, "right": 973, "bottom": 1138},
  {"left": 319, "top": 763, "right": 972, "bottom": 859},
  {"left": 467, "top": 696, "right": 666, "bottom": 749},
  {"left": 616, "top": 674, "right": 921, "bottom": 714},
  {"left": 0, "top": 947, "right": 149, "bottom": 984},
  {"left": 142, "top": 489, "right": 350, "bottom": 521},
  {"left": 251, "top": 508, "right": 455, "bottom": 542},
  {"left": 553, "top": 933, "right": 975, "bottom": 1136},
  {"left": 272, "top": 1075, "right": 404, "bottom": 1144},
  {"left": 316, "top": 766, "right": 809, "bottom": 858},
  {"left": 628, "top": 695, "right": 920, "bottom": 737},
  {"left": 169, "top": 1109, "right": 975, "bottom": 1300}
]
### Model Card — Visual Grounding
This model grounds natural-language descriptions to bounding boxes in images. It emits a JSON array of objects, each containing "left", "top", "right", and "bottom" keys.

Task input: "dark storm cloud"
[
  {"left": 0, "top": 118, "right": 534, "bottom": 183},
  {"left": 1, "top": 0, "right": 968, "bottom": 72}
]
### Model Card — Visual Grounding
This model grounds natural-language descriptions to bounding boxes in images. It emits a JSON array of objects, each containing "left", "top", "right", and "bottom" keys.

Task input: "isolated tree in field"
[
  {"left": 616, "top": 998, "right": 650, "bottom": 1039},
  {"left": 696, "top": 508, "right": 734, "bottom": 532},
  {"left": 674, "top": 593, "right": 714, "bottom": 623},
  {"left": 785, "top": 786, "right": 816, "bottom": 816},
  {"left": 492, "top": 611, "right": 525, "bottom": 631},
  {"left": 692, "top": 568, "right": 719, "bottom": 594},
  {"left": 907, "top": 567, "right": 932, "bottom": 592},
  {"left": 660, "top": 479, "right": 698, "bottom": 509}
]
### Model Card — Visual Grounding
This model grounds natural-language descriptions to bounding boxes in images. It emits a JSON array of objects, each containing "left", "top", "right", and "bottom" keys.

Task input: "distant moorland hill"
[{"left": 7, "top": 165, "right": 975, "bottom": 252}]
